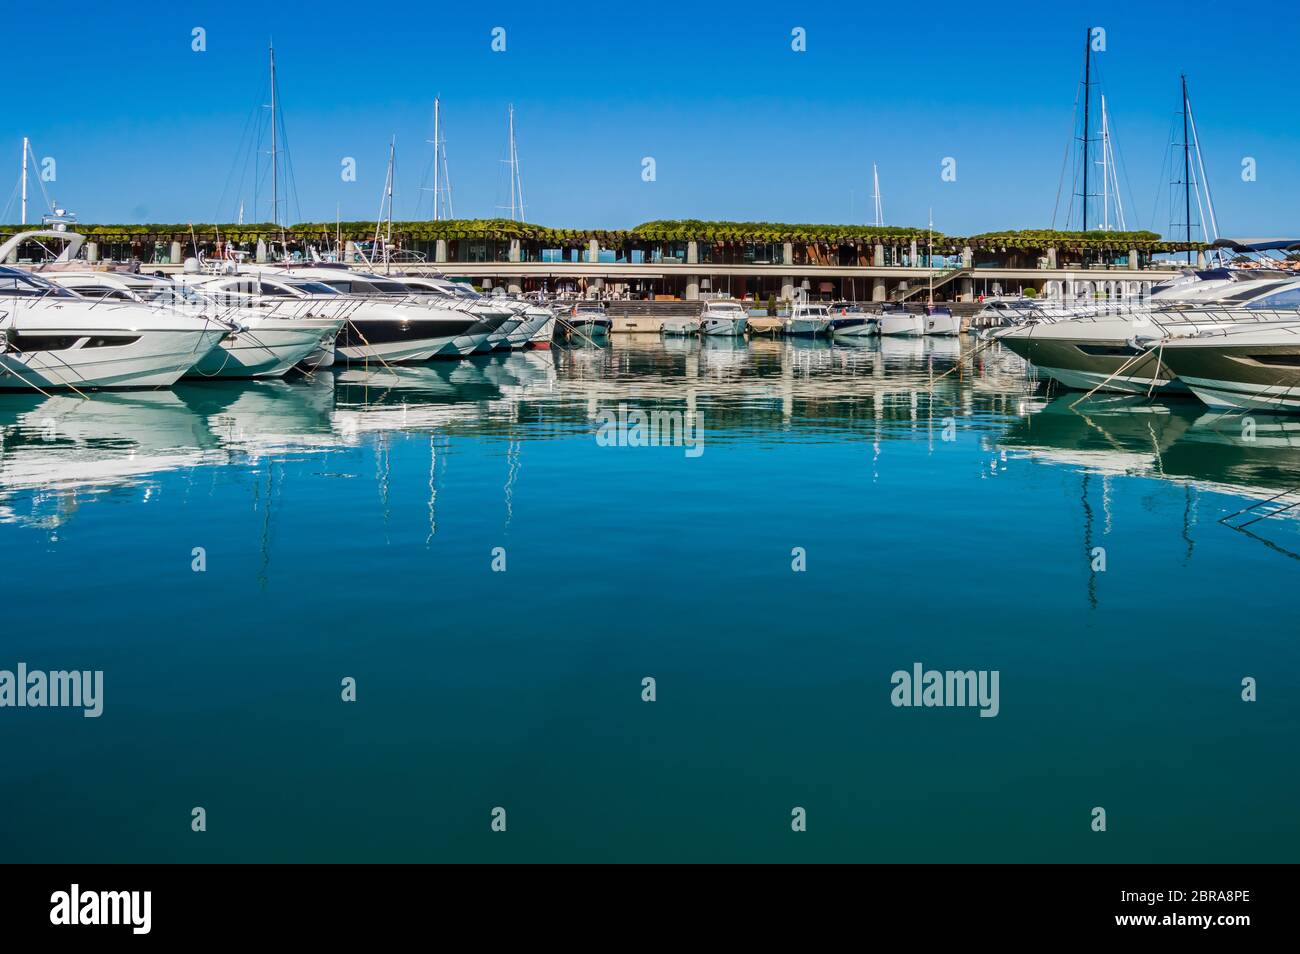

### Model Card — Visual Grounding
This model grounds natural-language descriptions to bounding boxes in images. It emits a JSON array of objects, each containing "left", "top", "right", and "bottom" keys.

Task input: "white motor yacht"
[
  {"left": 996, "top": 275, "right": 1300, "bottom": 394},
  {"left": 51, "top": 271, "right": 343, "bottom": 379},
  {"left": 261, "top": 265, "right": 484, "bottom": 362},
  {"left": 877, "top": 303, "right": 924, "bottom": 337},
  {"left": 0, "top": 262, "right": 228, "bottom": 391},
  {"left": 828, "top": 302, "right": 879, "bottom": 338},
  {"left": 924, "top": 304, "right": 961, "bottom": 336},
  {"left": 563, "top": 302, "right": 612, "bottom": 338},
  {"left": 699, "top": 300, "right": 748, "bottom": 337},
  {"left": 783, "top": 302, "right": 832, "bottom": 337}
]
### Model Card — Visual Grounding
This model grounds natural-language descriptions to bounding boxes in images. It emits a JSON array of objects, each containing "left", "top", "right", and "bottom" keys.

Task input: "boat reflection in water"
[
  {"left": 998, "top": 392, "right": 1300, "bottom": 561},
  {"left": 3, "top": 338, "right": 1300, "bottom": 552}
]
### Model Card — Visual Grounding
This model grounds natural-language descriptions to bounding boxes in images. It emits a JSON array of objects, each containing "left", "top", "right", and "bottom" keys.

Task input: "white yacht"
[
  {"left": 564, "top": 302, "right": 612, "bottom": 338},
  {"left": 828, "top": 302, "right": 878, "bottom": 338},
  {"left": 50, "top": 271, "right": 343, "bottom": 379},
  {"left": 1155, "top": 307, "right": 1300, "bottom": 412},
  {"left": 924, "top": 304, "right": 961, "bottom": 336},
  {"left": 261, "top": 265, "right": 484, "bottom": 362},
  {"left": 392, "top": 275, "right": 520, "bottom": 353},
  {"left": 997, "top": 275, "right": 1300, "bottom": 394},
  {"left": 783, "top": 303, "right": 832, "bottom": 337},
  {"left": 877, "top": 303, "right": 924, "bottom": 337},
  {"left": 0, "top": 264, "right": 228, "bottom": 390},
  {"left": 699, "top": 300, "right": 748, "bottom": 337}
]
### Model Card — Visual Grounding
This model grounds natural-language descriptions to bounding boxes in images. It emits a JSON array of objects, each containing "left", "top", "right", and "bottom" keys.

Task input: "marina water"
[{"left": 1, "top": 336, "right": 1296, "bottom": 862}]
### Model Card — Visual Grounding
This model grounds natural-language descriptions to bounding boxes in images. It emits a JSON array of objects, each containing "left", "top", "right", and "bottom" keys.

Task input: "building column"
[
  {"left": 1197, "top": 250, "right": 1207, "bottom": 268},
  {"left": 961, "top": 245, "right": 973, "bottom": 268},
  {"left": 86, "top": 241, "right": 99, "bottom": 264},
  {"left": 1128, "top": 247, "right": 1139, "bottom": 270},
  {"left": 909, "top": 238, "right": 918, "bottom": 267},
  {"left": 1047, "top": 247, "right": 1058, "bottom": 269},
  {"left": 435, "top": 239, "right": 448, "bottom": 263},
  {"left": 345, "top": 240, "right": 358, "bottom": 263},
  {"left": 782, "top": 242, "right": 793, "bottom": 266},
  {"left": 685, "top": 276, "right": 700, "bottom": 301},
  {"left": 687, "top": 240, "right": 698, "bottom": 265},
  {"left": 170, "top": 240, "right": 183, "bottom": 264},
  {"left": 509, "top": 239, "right": 521, "bottom": 263},
  {"left": 256, "top": 239, "right": 268, "bottom": 264},
  {"left": 873, "top": 243, "right": 884, "bottom": 267},
  {"left": 959, "top": 277, "right": 974, "bottom": 302},
  {"left": 781, "top": 276, "right": 795, "bottom": 301},
  {"left": 508, "top": 278, "right": 522, "bottom": 295},
  {"left": 872, "top": 278, "right": 886, "bottom": 302},
  {"left": 587, "top": 239, "right": 599, "bottom": 263}
]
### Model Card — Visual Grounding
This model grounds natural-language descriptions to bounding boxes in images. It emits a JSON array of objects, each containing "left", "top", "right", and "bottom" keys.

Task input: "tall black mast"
[
  {"left": 1081, "top": 28, "right": 1091, "bottom": 231},
  {"left": 1182, "top": 74, "right": 1192, "bottom": 264}
]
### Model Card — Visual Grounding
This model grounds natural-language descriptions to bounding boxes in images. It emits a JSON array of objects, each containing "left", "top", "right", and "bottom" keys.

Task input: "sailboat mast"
[
  {"left": 928, "top": 209, "right": 934, "bottom": 305},
  {"left": 432, "top": 98, "right": 440, "bottom": 222},
  {"left": 508, "top": 105, "right": 517, "bottom": 222},
  {"left": 1081, "top": 28, "right": 1091, "bottom": 231},
  {"left": 20, "top": 137, "right": 28, "bottom": 226},
  {"left": 1185, "top": 83, "right": 1218, "bottom": 243},
  {"left": 1100, "top": 96, "right": 1109, "bottom": 230},
  {"left": 1181, "top": 73, "right": 1192, "bottom": 264},
  {"left": 387, "top": 138, "right": 394, "bottom": 243},
  {"left": 872, "top": 164, "right": 883, "bottom": 227},
  {"left": 270, "top": 44, "right": 279, "bottom": 228}
]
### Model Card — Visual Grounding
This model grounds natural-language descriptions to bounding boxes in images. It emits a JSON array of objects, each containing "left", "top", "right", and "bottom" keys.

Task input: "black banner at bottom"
[{"left": 0, "top": 863, "right": 1279, "bottom": 940}]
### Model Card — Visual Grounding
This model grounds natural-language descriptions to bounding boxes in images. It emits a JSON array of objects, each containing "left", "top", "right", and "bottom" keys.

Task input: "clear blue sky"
[{"left": 4, "top": 1, "right": 1295, "bottom": 238}]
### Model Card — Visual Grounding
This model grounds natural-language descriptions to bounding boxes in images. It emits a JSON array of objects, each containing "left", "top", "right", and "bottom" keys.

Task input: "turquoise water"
[{"left": 1, "top": 336, "right": 1297, "bottom": 863}]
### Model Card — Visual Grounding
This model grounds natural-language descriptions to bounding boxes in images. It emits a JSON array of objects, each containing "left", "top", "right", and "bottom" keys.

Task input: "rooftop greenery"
[{"left": 0, "top": 219, "right": 1205, "bottom": 250}]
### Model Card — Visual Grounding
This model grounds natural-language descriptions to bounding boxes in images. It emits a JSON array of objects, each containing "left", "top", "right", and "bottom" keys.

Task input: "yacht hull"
[
  {"left": 700, "top": 317, "right": 747, "bottom": 336},
  {"left": 830, "top": 317, "right": 878, "bottom": 337},
  {"left": 445, "top": 314, "right": 508, "bottom": 358},
  {"left": 335, "top": 315, "right": 477, "bottom": 364},
  {"left": 528, "top": 316, "right": 557, "bottom": 349},
  {"left": 1160, "top": 340, "right": 1300, "bottom": 411},
  {"left": 925, "top": 314, "right": 962, "bottom": 336},
  {"left": 0, "top": 328, "right": 228, "bottom": 391},
  {"left": 879, "top": 314, "right": 925, "bottom": 337},
  {"left": 784, "top": 318, "right": 831, "bottom": 337},
  {"left": 188, "top": 320, "right": 338, "bottom": 379},
  {"left": 565, "top": 318, "right": 611, "bottom": 338},
  {"left": 997, "top": 333, "right": 1178, "bottom": 393}
]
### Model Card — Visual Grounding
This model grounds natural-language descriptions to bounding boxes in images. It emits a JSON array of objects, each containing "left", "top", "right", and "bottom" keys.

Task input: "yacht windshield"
[
  {"left": 287, "top": 281, "right": 340, "bottom": 295},
  {"left": 0, "top": 268, "right": 76, "bottom": 298}
]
